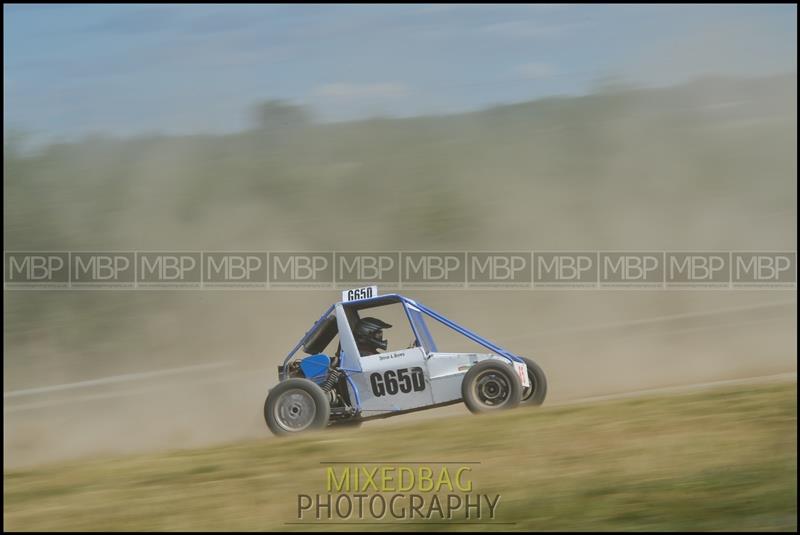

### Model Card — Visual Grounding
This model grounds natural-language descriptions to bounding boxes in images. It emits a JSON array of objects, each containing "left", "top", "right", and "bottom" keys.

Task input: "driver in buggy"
[
  {"left": 333, "top": 316, "right": 392, "bottom": 366},
  {"left": 353, "top": 317, "right": 392, "bottom": 356}
]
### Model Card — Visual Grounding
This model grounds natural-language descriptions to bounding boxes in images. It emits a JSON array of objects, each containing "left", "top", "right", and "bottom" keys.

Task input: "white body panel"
[
  {"left": 349, "top": 347, "right": 434, "bottom": 412},
  {"left": 425, "top": 352, "right": 510, "bottom": 404},
  {"left": 354, "top": 351, "right": 514, "bottom": 412}
]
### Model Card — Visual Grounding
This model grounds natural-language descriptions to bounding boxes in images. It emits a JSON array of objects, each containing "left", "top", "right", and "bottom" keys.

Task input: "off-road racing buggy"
[{"left": 264, "top": 287, "right": 547, "bottom": 435}]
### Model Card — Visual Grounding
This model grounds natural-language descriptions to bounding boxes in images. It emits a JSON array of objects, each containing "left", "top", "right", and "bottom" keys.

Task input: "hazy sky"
[{"left": 4, "top": 4, "right": 797, "bottom": 143}]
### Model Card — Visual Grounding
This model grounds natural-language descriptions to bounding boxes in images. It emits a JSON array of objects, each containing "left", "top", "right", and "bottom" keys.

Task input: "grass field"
[{"left": 4, "top": 381, "right": 797, "bottom": 531}]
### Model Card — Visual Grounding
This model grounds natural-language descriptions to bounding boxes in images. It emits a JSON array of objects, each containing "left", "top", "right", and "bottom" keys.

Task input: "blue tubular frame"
[
  {"left": 344, "top": 374, "right": 361, "bottom": 408},
  {"left": 403, "top": 303, "right": 438, "bottom": 353},
  {"left": 408, "top": 300, "right": 525, "bottom": 364}
]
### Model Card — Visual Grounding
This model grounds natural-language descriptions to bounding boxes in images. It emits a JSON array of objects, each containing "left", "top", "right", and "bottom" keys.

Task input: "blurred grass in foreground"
[{"left": 3, "top": 382, "right": 797, "bottom": 531}]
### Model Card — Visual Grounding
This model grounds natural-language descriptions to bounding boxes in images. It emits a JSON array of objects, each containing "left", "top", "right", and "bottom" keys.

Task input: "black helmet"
[{"left": 354, "top": 317, "right": 392, "bottom": 352}]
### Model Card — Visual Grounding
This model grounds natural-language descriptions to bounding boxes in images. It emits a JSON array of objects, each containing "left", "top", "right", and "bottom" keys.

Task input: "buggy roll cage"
[{"left": 281, "top": 293, "right": 525, "bottom": 372}]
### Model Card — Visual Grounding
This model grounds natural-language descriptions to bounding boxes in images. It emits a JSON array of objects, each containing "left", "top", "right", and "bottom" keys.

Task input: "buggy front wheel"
[{"left": 264, "top": 378, "right": 330, "bottom": 436}]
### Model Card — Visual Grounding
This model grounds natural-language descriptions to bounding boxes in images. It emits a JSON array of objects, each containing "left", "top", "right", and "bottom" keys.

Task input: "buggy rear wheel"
[
  {"left": 461, "top": 360, "right": 521, "bottom": 414},
  {"left": 264, "top": 378, "right": 330, "bottom": 436}
]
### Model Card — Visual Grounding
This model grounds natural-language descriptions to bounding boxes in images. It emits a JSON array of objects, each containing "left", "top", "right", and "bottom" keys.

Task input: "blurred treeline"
[{"left": 5, "top": 74, "right": 796, "bottom": 253}]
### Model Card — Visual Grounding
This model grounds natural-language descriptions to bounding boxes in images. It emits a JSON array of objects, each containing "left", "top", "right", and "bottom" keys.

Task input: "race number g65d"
[
  {"left": 342, "top": 286, "right": 378, "bottom": 302},
  {"left": 370, "top": 367, "right": 425, "bottom": 397}
]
